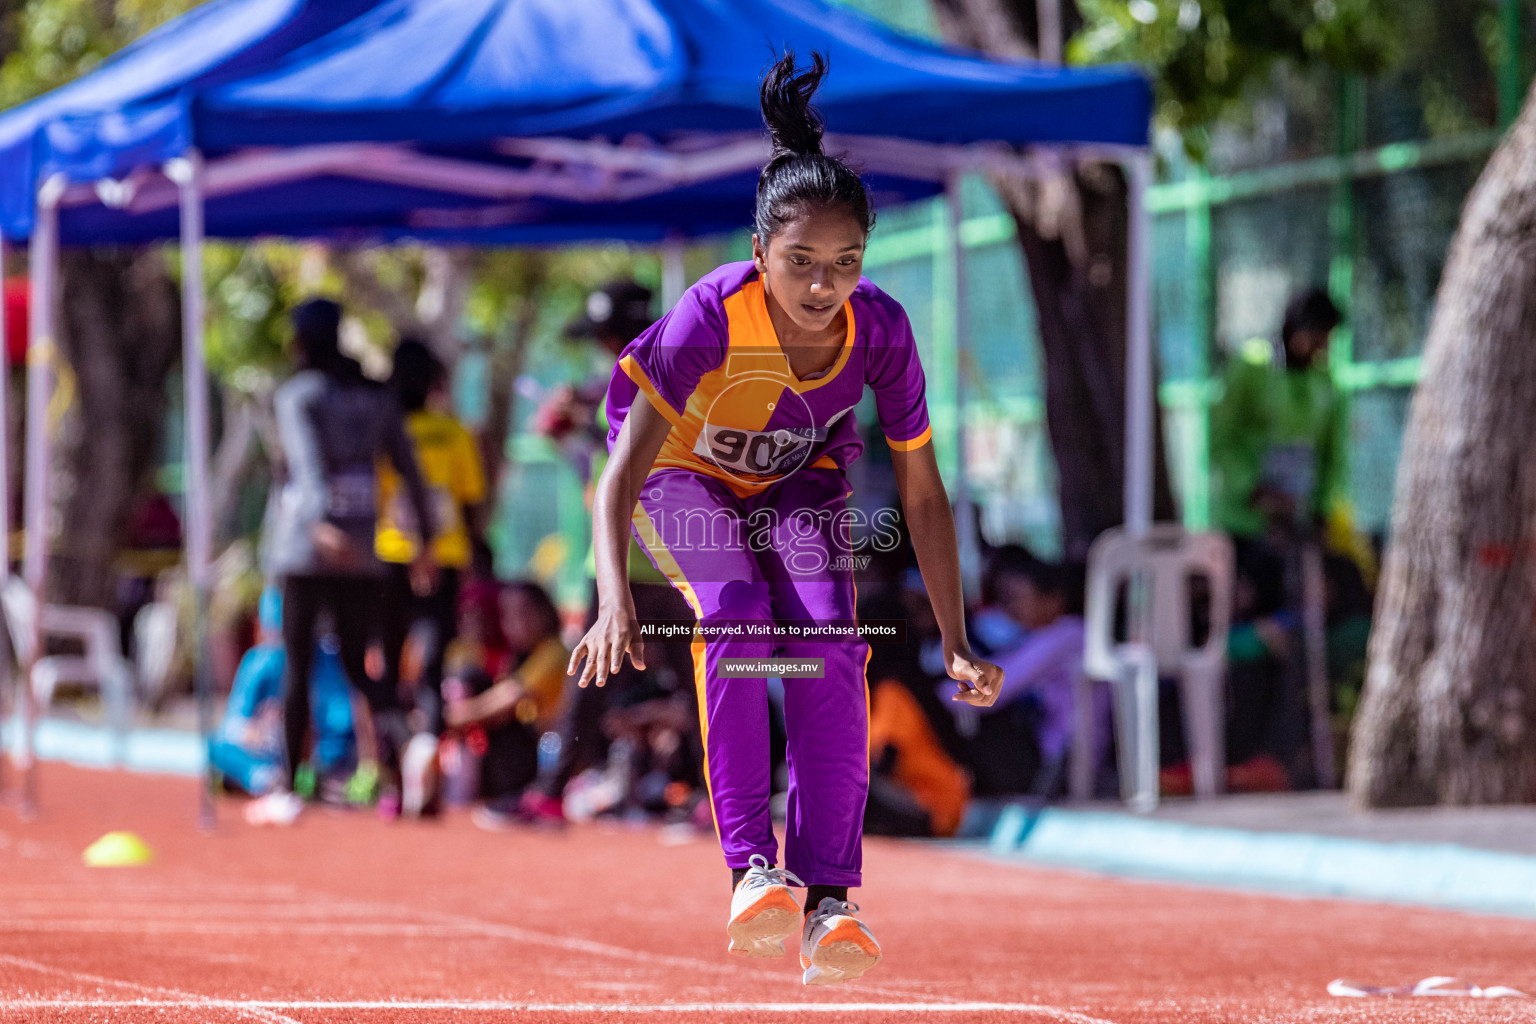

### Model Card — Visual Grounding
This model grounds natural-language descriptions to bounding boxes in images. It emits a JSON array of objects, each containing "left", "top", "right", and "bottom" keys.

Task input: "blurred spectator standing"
[
  {"left": 250, "top": 298, "right": 437, "bottom": 826},
  {"left": 377, "top": 338, "right": 489, "bottom": 817},
  {"left": 1210, "top": 288, "right": 1371, "bottom": 787},
  {"left": 1211, "top": 288, "right": 1348, "bottom": 549}
]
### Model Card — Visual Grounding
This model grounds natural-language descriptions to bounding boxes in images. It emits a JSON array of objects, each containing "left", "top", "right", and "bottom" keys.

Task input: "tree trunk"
[
  {"left": 1007, "top": 166, "right": 1178, "bottom": 558},
  {"left": 50, "top": 249, "right": 181, "bottom": 608},
  {"left": 1348, "top": 85, "right": 1536, "bottom": 807},
  {"left": 928, "top": 0, "right": 1176, "bottom": 560}
]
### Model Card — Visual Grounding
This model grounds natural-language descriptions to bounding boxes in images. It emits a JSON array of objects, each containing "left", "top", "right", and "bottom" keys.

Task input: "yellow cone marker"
[{"left": 82, "top": 831, "right": 154, "bottom": 867}]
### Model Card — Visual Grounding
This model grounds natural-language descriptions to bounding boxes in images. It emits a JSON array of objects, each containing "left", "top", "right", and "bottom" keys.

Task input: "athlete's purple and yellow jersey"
[{"left": 605, "top": 262, "right": 931, "bottom": 496}]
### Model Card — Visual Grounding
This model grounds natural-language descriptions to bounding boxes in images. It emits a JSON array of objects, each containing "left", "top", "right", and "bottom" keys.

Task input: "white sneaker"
[
  {"left": 244, "top": 789, "right": 303, "bottom": 827},
  {"left": 726, "top": 854, "right": 804, "bottom": 958},
  {"left": 400, "top": 733, "right": 439, "bottom": 818},
  {"left": 800, "top": 897, "right": 881, "bottom": 985}
]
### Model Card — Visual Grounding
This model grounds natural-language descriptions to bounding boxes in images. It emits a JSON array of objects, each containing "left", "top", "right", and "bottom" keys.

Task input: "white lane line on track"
[
  {"left": 205, "top": 889, "right": 952, "bottom": 1002},
  {"left": 0, "top": 877, "right": 943, "bottom": 1002},
  {"left": 0, "top": 916, "right": 947, "bottom": 1002},
  {"left": 0, "top": 920, "right": 584, "bottom": 936},
  {"left": 0, "top": 955, "right": 302, "bottom": 1024},
  {"left": 0, "top": 998, "right": 1117, "bottom": 1020},
  {"left": 0, "top": 914, "right": 946, "bottom": 1001},
  {"left": 4, "top": 901, "right": 431, "bottom": 918}
]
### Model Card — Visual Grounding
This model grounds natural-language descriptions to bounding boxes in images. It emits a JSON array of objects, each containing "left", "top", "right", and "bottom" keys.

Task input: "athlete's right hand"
[{"left": 568, "top": 603, "right": 647, "bottom": 688}]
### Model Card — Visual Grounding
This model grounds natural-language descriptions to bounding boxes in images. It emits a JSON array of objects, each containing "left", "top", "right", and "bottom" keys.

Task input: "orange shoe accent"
[
  {"left": 733, "top": 886, "right": 800, "bottom": 924},
  {"left": 819, "top": 917, "right": 881, "bottom": 957}
]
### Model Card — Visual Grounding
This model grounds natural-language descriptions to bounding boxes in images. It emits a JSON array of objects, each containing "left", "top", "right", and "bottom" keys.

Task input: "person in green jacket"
[
  {"left": 1211, "top": 288, "right": 1347, "bottom": 541},
  {"left": 1213, "top": 288, "right": 1361, "bottom": 789}
]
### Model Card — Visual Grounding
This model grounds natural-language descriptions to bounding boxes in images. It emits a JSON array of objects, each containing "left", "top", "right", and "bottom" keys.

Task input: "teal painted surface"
[
  {"left": 1, "top": 718, "right": 203, "bottom": 777},
  {"left": 988, "top": 806, "right": 1536, "bottom": 918}
]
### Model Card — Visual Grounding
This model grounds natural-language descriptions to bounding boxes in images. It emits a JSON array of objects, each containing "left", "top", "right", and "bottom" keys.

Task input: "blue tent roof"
[
  {"left": 0, "top": 0, "right": 385, "bottom": 238},
  {"left": 0, "top": 0, "right": 1151, "bottom": 244},
  {"left": 199, "top": 0, "right": 1150, "bottom": 151}
]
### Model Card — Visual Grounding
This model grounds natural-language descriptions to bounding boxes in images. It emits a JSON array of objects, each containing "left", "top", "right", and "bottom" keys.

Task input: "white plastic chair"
[
  {"left": 1, "top": 575, "right": 135, "bottom": 761},
  {"left": 1077, "top": 526, "right": 1234, "bottom": 810}
]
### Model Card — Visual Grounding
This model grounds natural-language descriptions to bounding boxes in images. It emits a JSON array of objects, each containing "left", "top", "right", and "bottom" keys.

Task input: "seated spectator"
[
  {"left": 444, "top": 578, "right": 512, "bottom": 682},
  {"left": 428, "top": 579, "right": 513, "bottom": 810},
  {"left": 210, "top": 589, "right": 356, "bottom": 799},
  {"left": 978, "top": 556, "right": 1087, "bottom": 798},
  {"left": 444, "top": 581, "right": 570, "bottom": 827},
  {"left": 971, "top": 545, "right": 1035, "bottom": 658}
]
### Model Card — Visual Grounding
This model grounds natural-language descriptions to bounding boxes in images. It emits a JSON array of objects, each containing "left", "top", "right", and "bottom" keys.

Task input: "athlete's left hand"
[{"left": 945, "top": 643, "right": 1003, "bottom": 708}]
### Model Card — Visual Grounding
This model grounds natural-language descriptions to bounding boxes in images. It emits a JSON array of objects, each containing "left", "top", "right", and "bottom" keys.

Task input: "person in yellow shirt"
[{"left": 378, "top": 339, "right": 488, "bottom": 817}]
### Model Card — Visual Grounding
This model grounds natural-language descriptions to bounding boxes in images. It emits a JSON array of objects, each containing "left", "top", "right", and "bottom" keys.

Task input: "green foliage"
[
  {"left": 1070, "top": 0, "right": 1400, "bottom": 147},
  {"left": 199, "top": 243, "right": 305, "bottom": 386},
  {"left": 0, "top": 0, "right": 198, "bottom": 107},
  {"left": 1068, "top": 0, "right": 1512, "bottom": 154},
  {"left": 480, "top": 245, "right": 663, "bottom": 381}
]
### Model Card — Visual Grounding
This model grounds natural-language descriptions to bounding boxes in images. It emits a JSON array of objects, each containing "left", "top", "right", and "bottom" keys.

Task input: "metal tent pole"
[
  {"left": 945, "top": 172, "right": 980, "bottom": 600},
  {"left": 167, "top": 152, "right": 216, "bottom": 830},
  {"left": 1116, "top": 150, "right": 1160, "bottom": 811},
  {"left": 661, "top": 233, "right": 687, "bottom": 311},
  {"left": 1036, "top": 0, "right": 1062, "bottom": 64},
  {"left": 1123, "top": 151, "right": 1154, "bottom": 538},
  {"left": 0, "top": 229, "right": 8, "bottom": 800},
  {"left": 21, "top": 175, "right": 65, "bottom": 819}
]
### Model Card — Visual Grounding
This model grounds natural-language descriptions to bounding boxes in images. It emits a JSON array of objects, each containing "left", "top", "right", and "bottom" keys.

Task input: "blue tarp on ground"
[{"left": 0, "top": 0, "right": 1151, "bottom": 244}]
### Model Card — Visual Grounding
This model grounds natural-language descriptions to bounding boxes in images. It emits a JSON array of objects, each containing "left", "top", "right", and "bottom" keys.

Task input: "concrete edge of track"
[
  {"left": 979, "top": 803, "right": 1536, "bottom": 919},
  {"left": 1, "top": 718, "right": 202, "bottom": 777}
]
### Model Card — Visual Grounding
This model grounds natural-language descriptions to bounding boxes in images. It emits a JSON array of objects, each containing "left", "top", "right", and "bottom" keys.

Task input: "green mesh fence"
[
  {"left": 1210, "top": 188, "right": 1335, "bottom": 358},
  {"left": 854, "top": 150, "right": 1490, "bottom": 549},
  {"left": 1352, "top": 162, "right": 1481, "bottom": 363}
]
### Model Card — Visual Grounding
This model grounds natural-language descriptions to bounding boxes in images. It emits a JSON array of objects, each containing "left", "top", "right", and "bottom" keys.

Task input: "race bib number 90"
[{"left": 695, "top": 425, "right": 817, "bottom": 478}]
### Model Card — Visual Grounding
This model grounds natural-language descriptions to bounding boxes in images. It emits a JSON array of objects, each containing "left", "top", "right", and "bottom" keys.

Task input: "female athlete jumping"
[{"left": 568, "top": 51, "right": 1003, "bottom": 986}]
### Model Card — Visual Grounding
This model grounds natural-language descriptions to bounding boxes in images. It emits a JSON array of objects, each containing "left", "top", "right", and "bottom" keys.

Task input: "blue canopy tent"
[
  {"left": 6, "top": 0, "right": 1150, "bottom": 246},
  {"left": 0, "top": 0, "right": 389, "bottom": 816},
  {"left": 0, "top": 0, "right": 1155, "bottom": 819}
]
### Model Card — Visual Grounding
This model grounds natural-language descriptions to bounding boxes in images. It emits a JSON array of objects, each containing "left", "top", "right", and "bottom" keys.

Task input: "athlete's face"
[{"left": 753, "top": 207, "right": 866, "bottom": 335}]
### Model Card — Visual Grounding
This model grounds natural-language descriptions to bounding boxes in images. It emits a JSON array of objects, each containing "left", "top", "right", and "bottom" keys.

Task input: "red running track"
[{"left": 2, "top": 763, "right": 1535, "bottom": 1023}]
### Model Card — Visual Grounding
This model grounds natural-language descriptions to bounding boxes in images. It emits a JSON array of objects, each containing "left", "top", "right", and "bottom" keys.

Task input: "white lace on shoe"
[
  {"left": 806, "top": 897, "right": 858, "bottom": 925},
  {"left": 727, "top": 854, "right": 805, "bottom": 958},
  {"left": 741, "top": 853, "right": 805, "bottom": 891}
]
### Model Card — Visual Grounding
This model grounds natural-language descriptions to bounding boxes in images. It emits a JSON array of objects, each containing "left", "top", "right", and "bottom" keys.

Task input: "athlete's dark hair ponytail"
[{"left": 755, "top": 50, "right": 874, "bottom": 240}]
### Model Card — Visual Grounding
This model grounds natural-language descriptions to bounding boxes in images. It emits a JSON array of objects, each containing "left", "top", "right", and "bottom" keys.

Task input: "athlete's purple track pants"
[{"left": 633, "top": 467, "right": 868, "bottom": 887}]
